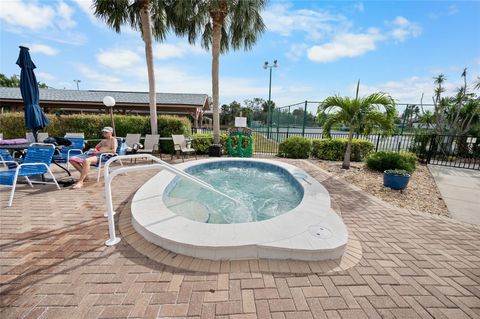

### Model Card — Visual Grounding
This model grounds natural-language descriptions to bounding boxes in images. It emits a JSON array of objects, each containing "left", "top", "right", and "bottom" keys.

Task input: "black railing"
[{"left": 192, "top": 127, "right": 479, "bottom": 170}]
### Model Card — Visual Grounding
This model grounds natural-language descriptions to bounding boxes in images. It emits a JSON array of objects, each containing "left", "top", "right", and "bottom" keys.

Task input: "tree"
[
  {"left": 318, "top": 81, "right": 396, "bottom": 169},
  {"left": 431, "top": 69, "right": 480, "bottom": 135},
  {"left": 171, "top": 0, "right": 267, "bottom": 144},
  {"left": 0, "top": 73, "right": 48, "bottom": 88},
  {"left": 93, "top": 0, "right": 170, "bottom": 135}
]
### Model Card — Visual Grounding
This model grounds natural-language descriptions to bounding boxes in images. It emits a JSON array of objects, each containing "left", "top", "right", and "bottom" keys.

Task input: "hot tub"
[{"left": 131, "top": 158, "right": 348, "bottom": 261}]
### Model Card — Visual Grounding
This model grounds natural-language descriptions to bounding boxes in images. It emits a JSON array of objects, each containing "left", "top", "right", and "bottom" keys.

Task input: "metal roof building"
[{"left": 0, "top": 87, "right": 210, "bottom": 127}]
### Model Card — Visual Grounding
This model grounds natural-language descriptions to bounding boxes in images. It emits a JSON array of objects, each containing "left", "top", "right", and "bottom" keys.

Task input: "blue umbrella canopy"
[{"left": 16, "top": 46, "right": 49, "bottom": 138}]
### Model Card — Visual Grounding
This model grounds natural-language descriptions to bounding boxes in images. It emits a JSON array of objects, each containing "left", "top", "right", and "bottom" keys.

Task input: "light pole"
[
  {"left": 263, "top": 60, "right": 278, "bottom": 139},
  {"left": 73, "top": 79, "right": 81, "bottom": 90},
  {"left": 103, "top": 96, "right": 116, "bottom": 136}
]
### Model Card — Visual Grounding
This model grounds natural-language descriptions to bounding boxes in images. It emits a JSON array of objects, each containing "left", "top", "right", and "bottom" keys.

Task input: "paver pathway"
[
  {"left": 1, "top": 158, "right": 479, "bottom": 319},
  {"left": 429, "top": 166, "right": 480, "bottom": 225}
]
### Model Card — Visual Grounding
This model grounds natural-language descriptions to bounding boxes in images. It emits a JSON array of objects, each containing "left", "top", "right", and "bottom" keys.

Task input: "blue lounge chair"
[
  {"left": 53, "top": 137, "right": 85, "bottom": 170},
  {"left": 0, "top": 143, "right": 60, "bottom": 207},
  {"left": 94, "top": 138, "right": 124, "bottom": 182},
  {"left": 0, "top": 149, "right": 22, "bottom": 170}
]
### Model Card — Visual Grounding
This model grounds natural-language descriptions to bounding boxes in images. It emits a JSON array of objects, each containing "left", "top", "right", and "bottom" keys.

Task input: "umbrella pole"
[{"left": 33, "top": 129, "right": 38, "bottom": 142}]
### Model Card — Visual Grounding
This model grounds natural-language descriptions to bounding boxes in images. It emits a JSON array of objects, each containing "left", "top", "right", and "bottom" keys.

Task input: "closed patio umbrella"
[{"left": 16, "top": 46, "right": 49, "bottom": 142}]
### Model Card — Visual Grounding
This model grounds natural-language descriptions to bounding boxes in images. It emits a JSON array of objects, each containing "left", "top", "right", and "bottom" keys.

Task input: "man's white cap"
[{"left": 102, "top": 126, "right": 113, "bottom": 133}]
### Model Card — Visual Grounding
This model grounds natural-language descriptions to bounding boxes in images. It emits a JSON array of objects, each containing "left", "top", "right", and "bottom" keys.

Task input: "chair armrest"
[
  {"left": 0, "top": 160, "right": 19, "bottom": 167},
  {"left": 15, "top": 162, "right": 50, "bottom": 173},
  {"left": 153, "top": 144, "right": 160, "bottom": 151},
  {"left": 67, "top": 149, "right": 83, "bottom": 156}
]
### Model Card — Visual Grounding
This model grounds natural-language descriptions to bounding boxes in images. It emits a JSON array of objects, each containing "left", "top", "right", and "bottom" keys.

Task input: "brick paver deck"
[{"left": 1, "top": 158, "right": 479, "bottom": 318}]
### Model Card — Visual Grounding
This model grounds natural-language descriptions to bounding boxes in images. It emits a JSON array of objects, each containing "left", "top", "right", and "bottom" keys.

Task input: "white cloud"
[
  {"left": 263, "top": 3, "right": 350, "bottom": 40},
  {"left": 28, "top": 44, "right": 59, "bottom": 56},
  {"left": 36, "top": 72, "right": 56, "bottom": 81},
  {"left": 390, "top": 16, "right": 422, "bottom": 42},
  {"left": 286, "top": 43, "right": 309, "bottom": 61},
  {"left": 307, "top": 28, "right": 384, "bottom": 63},
  {"left": 77, "top": 64, "right": 122, "bottom": 84},
  {"left": 57, "top": 1, "right": 76, "bottom": 29},
  {"left": 354, "top": 2, "right": 365, "bottom": 13},
  {"left": 0, "top": 0, "right": 55, "bottom": 30},
  {"left": 96, "top": 49, "right": 142, "bottom": 69},
  {"left": 71, "top": 0, "right": 97, "bottom": 23},
  {"left": 447, "top": 4, "right": 459, "bottom": 16},
  {"left": 357, "top": 75, "right": 463, "bottom": 103},
  {"left": 154, "top": 43, "right": 206, "bottom": 60}
]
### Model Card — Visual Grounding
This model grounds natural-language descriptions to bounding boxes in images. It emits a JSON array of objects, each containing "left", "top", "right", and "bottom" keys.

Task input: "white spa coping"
[{"left": 131, "top": 158, "right": 348, "bottom": 261}]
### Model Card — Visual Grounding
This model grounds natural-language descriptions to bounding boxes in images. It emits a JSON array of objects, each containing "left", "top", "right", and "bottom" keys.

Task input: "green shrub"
[
  {"left": 312, "top": 138, "right": 374, "bottom": 161},
  {"left": 409, "top": 134, "right": 434, "bottom": 159},
  {"left": 278, "top": 136, "right": 312, "bottom": 159},
  {"left": 0, "top": 112, "right": 191, "bottom": 153},
  {"left": 385, "top": 169, "right": 410, "bottom": 176},
  {"left": 366, "top": 151, "right": 417, "bottom": 172}
]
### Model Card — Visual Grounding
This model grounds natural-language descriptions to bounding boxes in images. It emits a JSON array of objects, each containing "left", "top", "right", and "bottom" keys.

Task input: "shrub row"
[
  {"left": 366, "top": 151, "right": 417, "bottom": 172},
  {"left": 0, "top": 112, "right": 191, "bottom": 154},
  {"left": 312, "top": 138, "right": 374, "bottom": 161},
  {"left": 277, "top": 136, "right": 375, "bottom": 161}
]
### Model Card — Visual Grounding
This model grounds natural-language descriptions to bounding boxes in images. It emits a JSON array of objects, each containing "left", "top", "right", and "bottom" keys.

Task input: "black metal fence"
[{"left": 194, "top": 127, "right": 480, "bottom": 170}]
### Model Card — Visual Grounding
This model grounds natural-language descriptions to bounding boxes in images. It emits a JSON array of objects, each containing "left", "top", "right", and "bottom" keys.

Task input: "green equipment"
[{"left": 227, "top": 127, "right": 253, "bottom": 157}]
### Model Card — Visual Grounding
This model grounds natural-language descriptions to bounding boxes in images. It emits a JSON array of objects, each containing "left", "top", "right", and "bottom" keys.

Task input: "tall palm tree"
[
  {"left": 171, "top": 0, "right": 267, "bottom": 145},
  {"left": 318, "top": 81, "right": 396, "bottom": 169},
  {"left": 93, "top": 0, "right": 169, "bottom": 135}
]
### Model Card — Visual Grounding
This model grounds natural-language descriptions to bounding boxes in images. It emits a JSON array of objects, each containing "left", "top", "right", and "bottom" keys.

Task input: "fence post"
[
  {"left": 276, "top": 111, "right": 280, "bottom": 142},
  {"left": 302, "top": 101, "right": 307, "bottom": 137},
  {"left": 286, "top": 106, "right": 291, "bottom": 138},
  {"left": 426, "top": 134, "right": 437, "bottom": 164},
  {"left": 375, "top": 134, "right": 380, "bottom": 152}
]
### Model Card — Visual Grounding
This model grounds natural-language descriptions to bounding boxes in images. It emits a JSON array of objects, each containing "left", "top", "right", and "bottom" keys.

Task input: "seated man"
[{"left": 69, "top": 127, "right": 118, "bottom": 189}]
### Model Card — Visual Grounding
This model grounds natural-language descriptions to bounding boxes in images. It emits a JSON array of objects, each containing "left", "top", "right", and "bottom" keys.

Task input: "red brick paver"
[{"left": 1, "top": 158, "right": 479, "bottom": 318}]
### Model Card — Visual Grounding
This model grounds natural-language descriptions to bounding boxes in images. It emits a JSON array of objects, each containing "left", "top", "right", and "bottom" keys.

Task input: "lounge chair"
[
  {"left": 172, "top": 135, "right": 197, "bottom": 162},
  {"left": 0, "top": 149, "right": 21, "bottom": 169},
  {"left": 53, "top": 136, "right": 85, "bottom": 170},
  {"left": 125, "top": 133, "right": 141, "bottom": 150},
  {"left": 0, "top": 143, "right": 60, "bottom": 207},
  {"left": 26, "top": 132, "right": 49, "bottom": 143},
  {"left": 137, "top": 134, "right": 160, "bottom": 156},
  {"left": 93, "top": 138, "right": 124, "bottom": 182},
  {"left": 64, "top": 133, "right": 85, "bottom": 138}
]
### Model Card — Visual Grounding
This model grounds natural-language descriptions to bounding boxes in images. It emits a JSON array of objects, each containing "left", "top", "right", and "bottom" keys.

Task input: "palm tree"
[
  {"left": 318, "top": 81, "right": 396, "bottom": 169},
  {"left": 170, "top": 0, "right": 267, "bottom": 145},
  {"left": 93, "top": 0, "right": 169, "bottom": 135}
]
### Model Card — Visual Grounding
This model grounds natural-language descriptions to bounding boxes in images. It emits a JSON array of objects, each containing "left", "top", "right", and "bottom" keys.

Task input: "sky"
[{"left": 1, "top": 0, "right": 479, "bottom": 113}]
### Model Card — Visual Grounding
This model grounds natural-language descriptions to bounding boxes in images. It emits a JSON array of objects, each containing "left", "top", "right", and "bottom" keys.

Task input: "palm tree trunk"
[
  {"left": 342, "top": 128, "right": 353, "bottom": 169},
  {"left": 211, "top": 19, "right": 222, "bottom": 145},
  {"left": 139, "top": 1, "right": 157, "bottom": 135}
]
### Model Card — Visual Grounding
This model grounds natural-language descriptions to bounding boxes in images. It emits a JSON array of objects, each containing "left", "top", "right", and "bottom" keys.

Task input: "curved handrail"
[{"left": 103, "top": 154, "right": 239, "bottom": 246}]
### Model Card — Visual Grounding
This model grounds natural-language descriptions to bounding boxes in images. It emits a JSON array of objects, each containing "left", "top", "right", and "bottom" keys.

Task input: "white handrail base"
[{"left": 105, "top": 238, "right": 121, "bottom": 246}]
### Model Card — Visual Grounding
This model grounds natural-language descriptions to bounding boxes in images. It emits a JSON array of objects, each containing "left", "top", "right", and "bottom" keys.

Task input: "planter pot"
[
  {"left": 383, "top": 171, "right": 410, "bottom": 190},
  {"left": 209, "top": 144, "right": 223, "bottom": 157}
]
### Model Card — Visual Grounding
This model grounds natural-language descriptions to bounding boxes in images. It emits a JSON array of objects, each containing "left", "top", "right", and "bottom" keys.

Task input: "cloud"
[
  {"left": 77, "top": 64, "right": 122, "bottom": 85},
  {"left": 28, "top": 44, "right": 59, "bottom": 56},
  {"left": 357, "top": 75, "right": 464, "bottom": 103},
  {"left": 36, "top": 72, "right": 56, "bottom": 82},
  {"left": 96, "top": 49, "right": 142, "bottom": 69},
  {"left": 263, "top": 3, "right": 350, "bottom": 40},
  {"left": 286, "top": 43, "right": 309, "bottom": 61},
  {"left": 154, "top": 43, "right": 207, "bottom": 60},
  {"left": 71, "top": 0, "right": 97, "bottom": 23},
  {"left": 57, "top": 1, "right": 76, "bottom": 29},
  {"left": 390, "top": 16, "right": 422, "bottom": 42},
  {"left": 354, "top": 2, "right": 365, "bottom": 13},
  {"left": 447, "top": 4, "right": 459, "bottom": 16},
  {"left": 0, "top": 0, "right": 55, "bottom": 30},
  {"left": 307, "top": 28, "right": 384, "bottom": 63}
]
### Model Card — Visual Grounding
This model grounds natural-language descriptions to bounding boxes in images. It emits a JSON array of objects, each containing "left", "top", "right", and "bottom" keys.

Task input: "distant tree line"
[{"left": 0, "top": 73, "right": 49, "bottom": 88}]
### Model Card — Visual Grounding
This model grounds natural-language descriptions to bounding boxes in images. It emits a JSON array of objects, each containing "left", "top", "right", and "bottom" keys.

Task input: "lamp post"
[
  {"left": 263, "top": 60, "right": 278, "bottom": 139},
  {"left": 73, "top": 79, "right": 81, "bottom": 90},
  {"left": 103, "top": 96, "right": 116, "bottom": 136}
]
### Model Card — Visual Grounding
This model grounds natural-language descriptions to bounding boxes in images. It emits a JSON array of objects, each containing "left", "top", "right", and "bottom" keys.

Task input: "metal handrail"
[{"left": 102, "top": 154, "right": 239, "bottom": 246}]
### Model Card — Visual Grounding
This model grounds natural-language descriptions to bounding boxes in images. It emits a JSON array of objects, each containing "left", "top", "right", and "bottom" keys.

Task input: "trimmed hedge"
[
  {"left": 311, "top": 138, "right": 374, "bottom": 161},
  {"left": 366, "top": 151, "right": 417, "bottom": 173},
  {"left": 0, "top": 112, "right": 191, "bottom": 153},
  {"left": 278, "top": 136, "right": 312, "bottom": 159}
]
